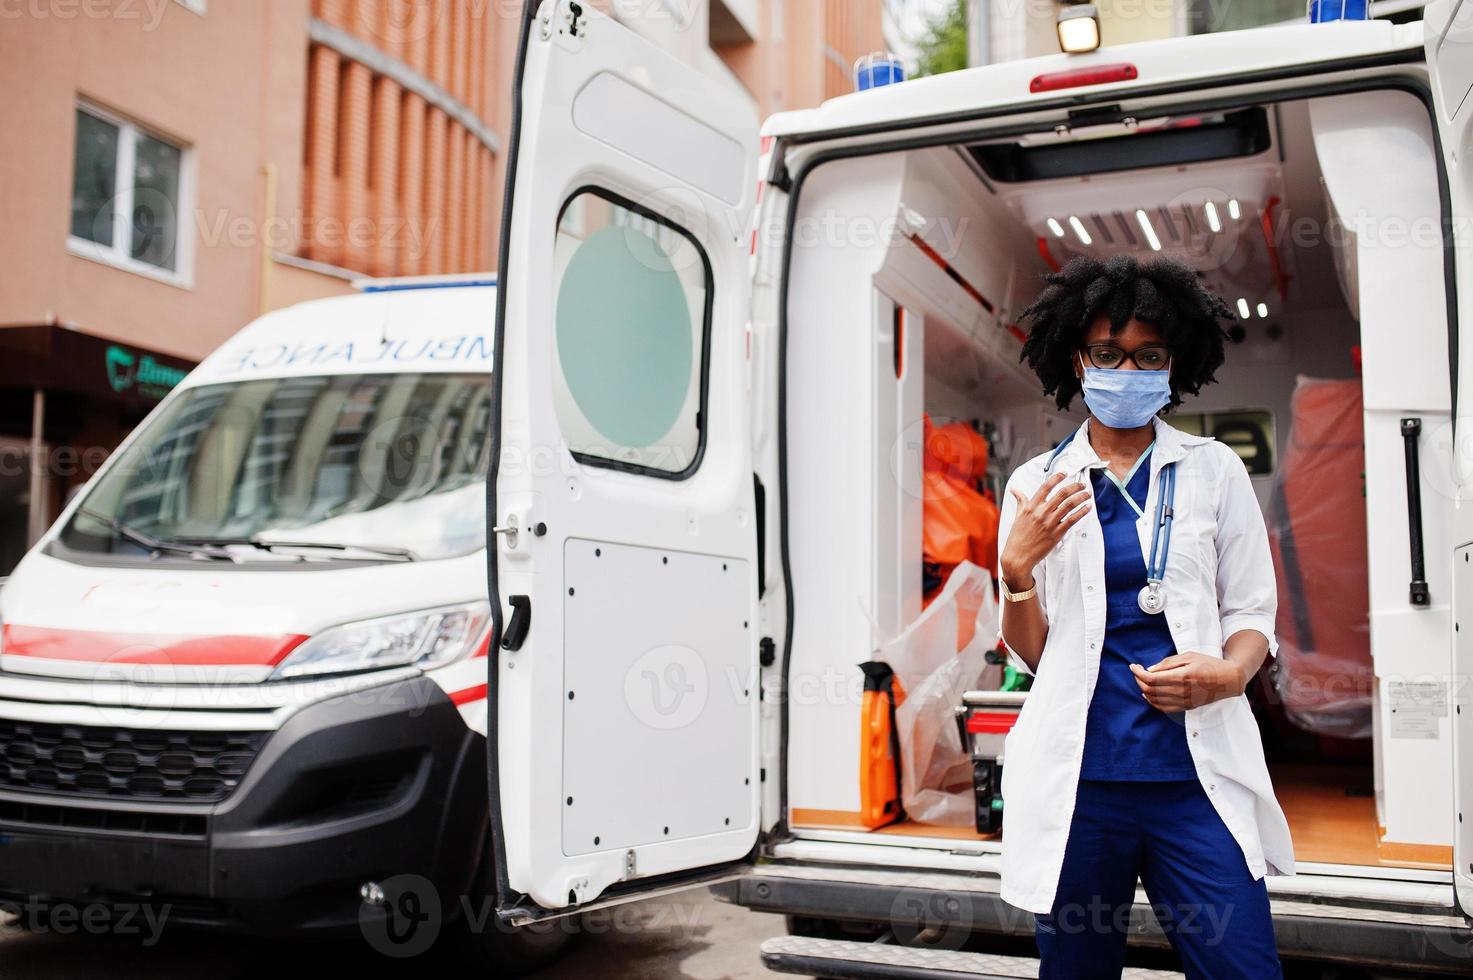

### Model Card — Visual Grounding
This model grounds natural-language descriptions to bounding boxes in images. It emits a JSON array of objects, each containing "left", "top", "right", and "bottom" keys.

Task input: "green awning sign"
[{"left": 106, "top": 344, "right": 188, "bottom": 400}]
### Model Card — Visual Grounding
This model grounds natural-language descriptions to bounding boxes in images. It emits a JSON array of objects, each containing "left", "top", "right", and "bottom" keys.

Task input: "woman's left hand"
[{"left": 1129, "top": 654, "right": 1247, "bottom": 712}]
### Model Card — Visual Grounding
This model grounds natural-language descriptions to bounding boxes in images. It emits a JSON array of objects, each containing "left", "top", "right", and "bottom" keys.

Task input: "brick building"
[{"left": 0, "top": 0, "right": 887, "bottom": 572}]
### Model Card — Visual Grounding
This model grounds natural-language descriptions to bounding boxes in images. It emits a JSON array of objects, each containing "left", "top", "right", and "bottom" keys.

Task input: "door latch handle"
[
  {"left": 492, "top": 517, "right": 520, "bottom": 549},
  {"left": 1401, "top": 417, "right": 1431, "bottom": 607},
  {"left": 493, "top": 514, "right": 546, "bottom": 555},
  {"left": 501, "top": 595, "right": 532, "bottom": 651}
]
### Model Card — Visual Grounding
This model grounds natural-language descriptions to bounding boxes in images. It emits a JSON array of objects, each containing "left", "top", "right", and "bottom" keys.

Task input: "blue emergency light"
[
  {"left": 1308, "top": 0, "right": 1370, "bottom": 21},
  {"left": 854, "top": 52, "right": 905, "bottom": 92}
]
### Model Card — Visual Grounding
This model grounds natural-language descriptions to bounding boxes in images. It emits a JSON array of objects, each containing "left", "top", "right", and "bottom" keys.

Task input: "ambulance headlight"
[
  {"left": 271, "top": 602, "right": 491, "bottom": 680},
  {"left": 1057, "top": 4, "right": 1101, "bottom": 54}
]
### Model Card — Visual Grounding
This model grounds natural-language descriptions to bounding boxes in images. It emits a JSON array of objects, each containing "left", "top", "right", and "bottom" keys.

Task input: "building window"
[
  {"left": 552, "top": 188, "right": 712, "bottom": 479},
  {"left": 69, "top": 103, "right": 191, "bottom": 283}
]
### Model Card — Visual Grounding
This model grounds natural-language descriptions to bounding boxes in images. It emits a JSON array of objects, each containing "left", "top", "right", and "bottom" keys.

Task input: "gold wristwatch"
[{"left": 1000, "top": 575, "right": 1037, "bottom": 603}]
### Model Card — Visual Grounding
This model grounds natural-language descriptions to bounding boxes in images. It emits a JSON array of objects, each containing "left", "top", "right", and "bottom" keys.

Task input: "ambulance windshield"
[{"left": 58, "top": 372, "right": 490, "bottom": 563}]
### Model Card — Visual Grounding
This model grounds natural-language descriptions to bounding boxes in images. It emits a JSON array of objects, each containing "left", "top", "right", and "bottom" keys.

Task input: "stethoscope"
[{"left": 1045, "top": 431, "right": 1177, "bottom": 615}]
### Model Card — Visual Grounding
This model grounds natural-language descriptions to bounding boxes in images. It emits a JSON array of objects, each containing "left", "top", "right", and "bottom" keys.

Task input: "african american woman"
[{"left": 996, "top": 255, "right": 1293, "bottom": 979}]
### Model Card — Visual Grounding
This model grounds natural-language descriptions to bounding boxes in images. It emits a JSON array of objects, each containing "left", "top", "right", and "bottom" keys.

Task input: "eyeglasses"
[{"left": 1080, "top": 343, "right": 1172, "bottom": 370}]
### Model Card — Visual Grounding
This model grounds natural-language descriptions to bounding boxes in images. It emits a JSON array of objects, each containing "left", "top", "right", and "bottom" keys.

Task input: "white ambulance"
[
  {"left": 2, "top": 1, "right": 1472, "bottom": 977},
  {"left": 0, "top": 277, "right": 572, "bottom": 970},
  {"left": 481, "top": 1, "right": 1473, "bottom": 976}
]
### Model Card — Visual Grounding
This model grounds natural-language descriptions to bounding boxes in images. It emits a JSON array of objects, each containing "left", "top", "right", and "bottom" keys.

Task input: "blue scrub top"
[{"left": 1079, "top": 444, "right": 1197, "bottom": 780}]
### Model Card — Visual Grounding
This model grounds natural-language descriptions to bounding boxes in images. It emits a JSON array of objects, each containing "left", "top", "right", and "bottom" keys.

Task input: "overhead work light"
[{"left": 1057, "top": 4, "right": 1101, "bottom": 54}]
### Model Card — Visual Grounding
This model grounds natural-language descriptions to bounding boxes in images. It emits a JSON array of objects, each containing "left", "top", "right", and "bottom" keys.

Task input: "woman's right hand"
[{"left": 1000, "top": 472, "right": 1092, "bottom": 588}]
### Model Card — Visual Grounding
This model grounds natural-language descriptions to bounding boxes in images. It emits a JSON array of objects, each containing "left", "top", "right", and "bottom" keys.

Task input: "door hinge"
[{"left": 541, "top": 0, "right": 587, "bottom": 40}]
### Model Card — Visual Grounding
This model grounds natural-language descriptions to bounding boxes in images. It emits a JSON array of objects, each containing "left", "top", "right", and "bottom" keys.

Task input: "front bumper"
[{"left": 0, "top": 675, "right": 486, "bottom": 934}]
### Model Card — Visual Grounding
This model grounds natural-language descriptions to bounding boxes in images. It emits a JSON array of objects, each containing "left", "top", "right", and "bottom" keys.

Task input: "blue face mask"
[{"left": 1077, "top": 356, "right": 1172, "bottom": 429}]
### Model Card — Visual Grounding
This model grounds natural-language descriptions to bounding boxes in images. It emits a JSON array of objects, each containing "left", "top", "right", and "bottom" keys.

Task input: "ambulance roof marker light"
[
  {"left": 1056, "top": 4, "right": 1101, "bottom": 53},
  {"left": 1135, "top": 209, "right": 1162, "bottom": 251},
  {"left": 1068, "top": 215, "right": 1093, "bottom": 246},
  {"left": 854, "top": 52, "right": 906, "bottom": 92},
  {"left": 1047, "top": 218, "right": 1066, "bottom": 238},
  {"left": 1204, "top": 202, "right": 1222, "bottom": 234}
]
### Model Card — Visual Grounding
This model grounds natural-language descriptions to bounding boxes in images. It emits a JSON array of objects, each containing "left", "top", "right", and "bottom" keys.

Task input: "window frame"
[
  {"left": 552, "top": 184, "right": 716, "bottom": 482},
  {"left": 67, "top": 99, "right": 195, "bottom": 289}
]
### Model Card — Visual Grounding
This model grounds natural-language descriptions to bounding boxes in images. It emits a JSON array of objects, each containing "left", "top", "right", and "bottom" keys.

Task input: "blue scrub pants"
[{"left": 1035, "top": 779, "right": 1281, "bottom": 980}]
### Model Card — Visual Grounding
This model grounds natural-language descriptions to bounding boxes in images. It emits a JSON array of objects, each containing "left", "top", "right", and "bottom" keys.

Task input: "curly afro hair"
[{"left": 1017, "top": 254, "right": 1235, "bottom": 412}]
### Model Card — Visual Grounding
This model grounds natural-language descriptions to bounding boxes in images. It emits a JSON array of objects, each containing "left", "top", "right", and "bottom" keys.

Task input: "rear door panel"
[
  {"left": 488, "top": 0, "right": 761, "bottom": 917},
  {"left": 1424, "top": 0, "right": 1473, "bottom": 918}
]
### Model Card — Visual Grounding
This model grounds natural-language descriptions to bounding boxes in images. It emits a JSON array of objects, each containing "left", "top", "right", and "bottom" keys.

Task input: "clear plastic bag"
[
  {"left": 881, "top": 561, "right": 1001, "bottom": 826},
  {"left": 1266, "top": 376, "right": 1373, "bottom": 739}
]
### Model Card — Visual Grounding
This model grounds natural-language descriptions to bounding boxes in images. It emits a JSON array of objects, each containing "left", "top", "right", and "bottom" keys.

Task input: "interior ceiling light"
[
  {"left": 1047, "top": 217, "right": 1066, "bottom": 237},
  {"left": 1257, "top": 302, "right": 1269, "bottom": 319},
  {"left": 1068, "top": 215, "right": 1092, "bottom": 245},
  {"left": 1135, "top": 209, "right": 1162, "bottom": 251},
  {"left": 1228, "top": 198, "right": 1241, "bottom": 220},
  {"left": 1237, "top": 298, "right": 1251, "bottom": 319},
  {"left": 1056, "top": 4, "right": 1101, "bottom": 54},
  {"left": 1204, "top": 202, "right": 1221, "bottom": 233}
]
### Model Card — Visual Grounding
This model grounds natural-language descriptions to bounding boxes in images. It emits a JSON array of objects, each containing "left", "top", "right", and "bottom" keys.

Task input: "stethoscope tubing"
[
  {"left": 1044, "top": 432, "right": 1177, "bottom": 598},
  {"left": 1145, "top": 461, "right": 1176, "bottom": 586}
]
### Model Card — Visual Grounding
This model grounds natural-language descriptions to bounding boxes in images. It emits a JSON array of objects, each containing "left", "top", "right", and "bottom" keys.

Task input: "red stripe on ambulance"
[
  {"left": 0, "top": 624, "right": 308, "bottom": 666},
  {"left": 450, "top": 683, "right": 489, "bottom": 706}
]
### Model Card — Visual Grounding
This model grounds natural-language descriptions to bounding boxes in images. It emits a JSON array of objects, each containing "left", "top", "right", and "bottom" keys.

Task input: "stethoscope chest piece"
[{"left": 1138, "top": 581, "right": 1167, "bottom": 615}]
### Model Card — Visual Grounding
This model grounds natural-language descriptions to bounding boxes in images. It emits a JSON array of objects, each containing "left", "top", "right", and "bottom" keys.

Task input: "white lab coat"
[{"left": 996, "top": 416, "right": 1294, "bottom": 915}]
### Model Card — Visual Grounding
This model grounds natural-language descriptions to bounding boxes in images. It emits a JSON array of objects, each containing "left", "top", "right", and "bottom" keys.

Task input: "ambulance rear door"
[
  {"left": 1426, "top": 0, "right": 1473, "bottom": 919},
  {"left": 486, "top": 0, "right": 762, "bottom": 920}
]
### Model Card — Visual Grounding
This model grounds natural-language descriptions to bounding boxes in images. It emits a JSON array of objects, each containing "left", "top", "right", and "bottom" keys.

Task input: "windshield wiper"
[
  {"left": 176, "top": 535, "right": 418, "bottom": 562},
  {"left": 76, "top": 508, "right": 234, "bottom": 561}
]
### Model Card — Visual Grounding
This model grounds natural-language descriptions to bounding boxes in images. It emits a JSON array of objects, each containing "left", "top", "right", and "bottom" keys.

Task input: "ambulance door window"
[{"left": 551, "top": 187, "right": 712, "bottom": 478}]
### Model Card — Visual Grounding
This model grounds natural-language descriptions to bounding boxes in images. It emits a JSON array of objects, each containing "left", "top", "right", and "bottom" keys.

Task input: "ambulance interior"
[{"left": 781, "top": 87, "right": 1455, "bottom": 874}]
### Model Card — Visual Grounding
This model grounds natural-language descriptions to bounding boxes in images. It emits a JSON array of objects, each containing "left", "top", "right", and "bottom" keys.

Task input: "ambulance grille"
[{"left": 0, "top": 722, "right": 266, "bottom": 802}]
